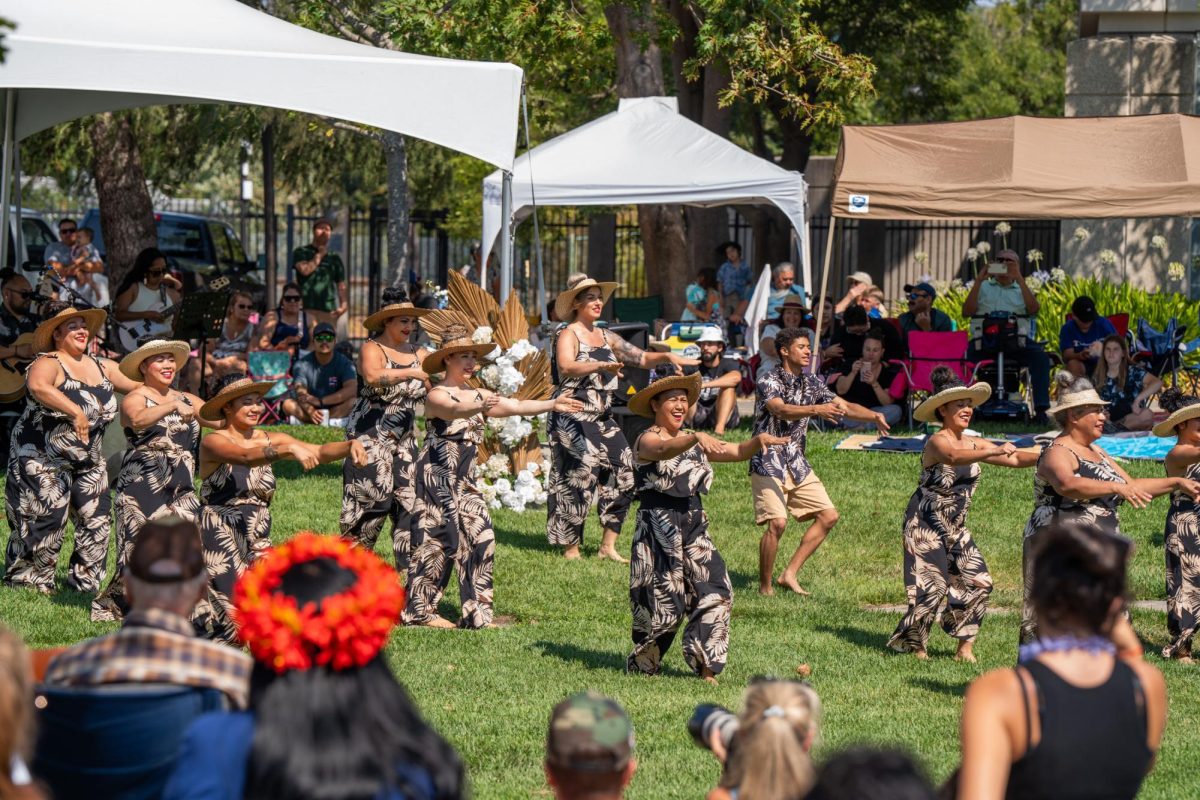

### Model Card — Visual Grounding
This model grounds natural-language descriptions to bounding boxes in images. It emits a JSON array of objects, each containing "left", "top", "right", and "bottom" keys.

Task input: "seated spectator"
[
  {"left": 834, "top": 270, "right": 873, "bottom": 315},
  {"left": 113, "top": 247, "right": 183, "bottom": 355},
  {"left": 282, "top": 322, "right": 358, "bottom": 424},
  {"left": 759, "top": 296, "right": 807, "bottom": 375},
  {"left": 185, "top": 291, "right": 256, "bottom": 394},
  {"left": 69, "top": 226, "right": 109, "bottom": 308},
  {"left": 833, "top": 329, "right": 906, "bottom": 429},
  {"left": 745, "top": 262, "right": 805, "bottom": 323},
  {"left": 1059, "top": 296, "right": 1116, "bottom": 378},
  {"left": 0, "top": 624, "right": 39, "bottom": 799},
  {"left": 708, "top": 679, "right": 821, "bottom": 800},
  {"left": 897, "top": 282, "right": 953, "bottom": 336},
  {"left": 859, "top": 286, "right": 888, "bottom": 319},
  {"left": 683, "top": 267, "right": 723, "bottom": 324},
  {"left": 42, "top": 517, "right": 252, "bottom": 709},
  {"left": 962, "top": 248, "right": 1050, "bottom": 423},
  {"left": 814, "top": 296, "right": 845, "bottom": 370},
  {"left": 1093, "top": 335, "right": 1161, "bottom": 432},
  {"left": 253, "top": 281, "right": 313, "bottom": 354},
  {"left": 685, "top": 327, "right": 741, "bottom": 435},
  {"left": 805, "top": 747, "right": 935, "bottom": 800},
  {"left": 957, "top": 525, "right": 1166, "bottom": 800},
  {"left": 162, "top": 534, "right": 463, "bottom": 800},
  {"left": 831, "top": 305, "right": 904, "bottom": 365},
  {"left": 545, "top": 691, "right": 637, "bottom": 800}
]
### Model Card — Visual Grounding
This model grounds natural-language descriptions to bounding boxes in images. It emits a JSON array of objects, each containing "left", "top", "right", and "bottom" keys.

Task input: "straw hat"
[
  {"left": 1047, "top": 382, "right": 1109, "bottom": 417},
  {"left": 420, "top": 322, "right": 497, "bottom": 375},
  {"left": 1153, "top": 402, "right": 1200, "bottom": 438},
  {"left": 913, "top": 382, "right": 992, "bottom": 423},
  {"left": 554, "top": 275, "right": 621, "bottom": 322},
  {"left": 118, "top": 339, "right": 191, "bottom": 381},
  {"left": 628, "top": 373, "right": 702, "bottom": 419},
  {"left": 361, "top": 301, "right": 432, "bottom": 334},
  {"left": 33, "top": 307, "right": 107, "bottom": 354},
  {"left": 199, "top": 376, "right": 278, "bottom": 421}
]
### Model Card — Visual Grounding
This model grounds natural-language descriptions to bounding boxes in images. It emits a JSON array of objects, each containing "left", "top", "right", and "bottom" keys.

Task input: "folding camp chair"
[
  {"left": 891, "top": 330, "right": 992, "bottom": 427},
  {"left": 246, "top": 350, "right": 292, "bottom": 424},
  {"left": 1132, "top": 318, "right": 1187, "bottom": 384}
]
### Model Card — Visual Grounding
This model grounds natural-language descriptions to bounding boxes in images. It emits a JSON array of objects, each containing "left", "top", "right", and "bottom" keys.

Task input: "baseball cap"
[
  {"left": 848, "top": 271, "right": 872, "bottom": 286},
  {"left": 127, "top": 516, "right": 205, "bottom": 583},
  {"left": 313, "top": 322, "right": 336, "bottom": 338},
  {"left": 996, "top": 249, "right": 1020, "bottom": 263},
  {"left": 903, "top": 282, "right": 937, "bottom": 300},
  {"left": 1071, "top": 296, "right": 1099, "bottom": 323},
  {"left": 696, "top": 326, "right": 726, "bottom": 344},
  {"left": 546, "top": 691, "right": 635, "bottom": 772}
]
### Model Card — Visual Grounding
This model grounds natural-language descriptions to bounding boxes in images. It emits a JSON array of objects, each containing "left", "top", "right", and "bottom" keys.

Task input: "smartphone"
[{"left": 987, "top": 261, "right": 1008, "bottom": 275}]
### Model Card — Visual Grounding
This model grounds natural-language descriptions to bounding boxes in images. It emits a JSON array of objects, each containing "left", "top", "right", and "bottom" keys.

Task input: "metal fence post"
[{"left": 285, "top": 204, "right": 295, "bottom": 282}]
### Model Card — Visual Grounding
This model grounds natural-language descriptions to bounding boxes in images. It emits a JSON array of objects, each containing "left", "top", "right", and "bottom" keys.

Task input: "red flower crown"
[{"left": 233, "top": 532, "right": 405, "bottom": 674}]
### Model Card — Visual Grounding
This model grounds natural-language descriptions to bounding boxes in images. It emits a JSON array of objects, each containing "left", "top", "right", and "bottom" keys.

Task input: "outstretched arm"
[{"left": 425, "top": 386, "right": 496, "bottom": 420}]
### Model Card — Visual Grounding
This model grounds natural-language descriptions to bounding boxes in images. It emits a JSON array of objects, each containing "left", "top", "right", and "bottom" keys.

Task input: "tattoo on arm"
[
  {"left": 612, "top": 336, "right": 645, "bottom": 367},
  {"left": 374, "top": 373, "right": 402, "bottom": 387},
  {"left": 263, "top": 445, "right": 281, "bottom": 462}
]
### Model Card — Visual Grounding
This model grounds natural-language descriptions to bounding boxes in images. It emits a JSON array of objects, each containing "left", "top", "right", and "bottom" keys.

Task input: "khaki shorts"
[{"left": 751, "top": 471, "right": 834, "bottom": 525}]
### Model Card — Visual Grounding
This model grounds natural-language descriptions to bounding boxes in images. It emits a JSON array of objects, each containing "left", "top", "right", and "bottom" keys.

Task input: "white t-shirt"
[{"left": 758, "top": 322, "right": 782, "bottom": 373}]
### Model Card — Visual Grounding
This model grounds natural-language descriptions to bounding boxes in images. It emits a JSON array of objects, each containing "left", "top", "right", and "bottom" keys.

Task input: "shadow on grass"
[
  {"left": 48, "top": 588, "right": 93, "bottom": 612},
  {"left": 494, "top": 527, "right": 557, "bottom": 555},
  {"left": 908, "top": 676, "right": 971, "bottom": 697},
  {"left": 530, "top": 639, "right": 692, "bottom": 678},
  {"left": 813, "top": 623, "right": 891, "bottom": 652}
]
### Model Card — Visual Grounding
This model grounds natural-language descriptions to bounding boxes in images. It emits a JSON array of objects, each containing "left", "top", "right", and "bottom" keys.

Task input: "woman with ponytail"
[
  {"left": 887, "top": 367, "right": 1039, "bottom": 662},
  {"left": 708, "top": 680, "right": 821, "bottom": 800},
  {"left": 1153, "top": 388, "right": 1200, "bottom": 661}
]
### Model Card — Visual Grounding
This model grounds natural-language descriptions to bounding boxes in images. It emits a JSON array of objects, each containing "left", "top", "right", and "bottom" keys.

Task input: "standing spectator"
[
  {"left": 898, "top": 282, "right": 953, "bottom": 336},
  {"left": 291, "top": 218, "right": 347, "bottom": 329},
  {"left": 957, "top": 525, "right": 1167, "bottom": 800},
  {"left": 760, "top": 296, "right": 807, "bottom": 375},
  {"left": 0, "top": 270, "right": 38, "bottom": 469},
  {"left": 834, "top": 270, "right": 873, "bottom": 315},
  {"left": 833, "top": 329, "right": 906, "bottom": 429},
  {"left": 545, "top": 691, "right": 637, "bottom": 800},
  {"left": 1060, "top": 296, "right": 1117, "bottom": 378},
  {"left": 831, "top": 305, "right": 904, "bottom": 364},
  {"left": 1093, "top": 335, "right": 1161, "bottom": 432},
  {"left": 962, "top": 248, "right": 1051, "bottom": 424},
  {"left": 0, "top": 624, "right": 38, "bottom": 799},
  {"left": 682, "top": 267, "right": 723, "bottom": 323},
  {"left": 253, "top": 281, "right": 312, "bottom": 355},
  {"left": 68, "top": 227, "right": 108, "bottom": 308},
  {"left": 283, "top": 323, "right": 358, "bottom": 424},
  {"left": 686, "top": 327, "right": 741, "bottom": 435},
  {"left": 717, "top": 241, "right": 752, "bottom": 329},
  {"left": 42, "top": 218, "right": 76, "bottom": 271}
]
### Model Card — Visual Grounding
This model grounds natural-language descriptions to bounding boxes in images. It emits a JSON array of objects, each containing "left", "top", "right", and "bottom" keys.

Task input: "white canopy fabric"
[
  {"left": 481, "top": 97, "right": 810, "bottom": 296},
  {"left": 0, "top": 0, "right": 523, "bottom": 170}
]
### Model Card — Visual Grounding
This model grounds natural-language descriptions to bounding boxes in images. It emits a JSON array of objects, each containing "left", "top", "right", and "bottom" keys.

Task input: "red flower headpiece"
[{"left": 233, "top": 532, "right": 405, "bottom": 674}]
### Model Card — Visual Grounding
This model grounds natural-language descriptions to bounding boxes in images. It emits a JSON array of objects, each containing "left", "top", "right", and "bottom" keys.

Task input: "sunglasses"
[
  {"left": 147, "top": 270, "right": 166, "bottom": 278},
  {"left": 314, "top": 333, "right": 336, "bottom": 343},
  {"left": 235, "top": 303, "right": 253, "bottom": 311},
  {"left": 282, "top": 295, "right": 302, "bottom": 302},
  {"left": 907, "top": 292, "right": 930, "bottom": 300},
  {"left": 59, "top": 228, "right": 76, "bottom": 234},
  {"left": 5, "top": 288, "right": 30, "bottom": 298}
]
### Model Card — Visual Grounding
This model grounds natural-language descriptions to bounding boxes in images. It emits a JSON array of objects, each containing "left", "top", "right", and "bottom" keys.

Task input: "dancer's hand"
[
  {"left": 756, "top": 433, "right": 790, "bottom": 449},
  {"left": 694, "top": 431, "right": 725, "bottom": 457},
  {"left": 873, "top": 412, "right": 891, "bottom": 435},
  {"left": 288, "top": 442, "right": 321, "bottom": 470},
  {"left": 995, "top": 442, "right": 1016, "bottom": 457},
  {"left": 1175, "top": 477, "right": 1200, "bottom": 501},
  {"left": 553, "top": 396, "right": 584, "bottom": 414},
  {"left": 174, "top": 400, "right": 195, "bottom": 421},
  {"left": 349, "top": 439, "right": 369, "bottom": 467},
  {"left": 813, "top": 402, "right": 844, "bottom": 423},
  {"left": 481, "top": 394, "right": 501, "bottom": 413},
  {"left": 72, "top": 408, "right": 90, "bottom": 443},
  {"left": 1114, "top": 482, "right": 1153, "bottom": 509}
]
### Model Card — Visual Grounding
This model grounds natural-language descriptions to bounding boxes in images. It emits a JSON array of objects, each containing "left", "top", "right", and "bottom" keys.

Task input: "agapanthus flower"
[
  {"left": 1099, "top": 249, "right": 1118, "bottom": 266},
  {"left": 1168, "top": 261, "right": 1186, "bottom": 281},
  {"left": 1151, "top": 235, "right": 1169, "bottom": 254},
  {"left": 976, "top": 241, "right": 992, "bottom": 255},
  {"left": 1073, "top": 226, "right": 1090, "bottom": 241},
  {"left": 994, "top": 222, "right": 1012, "bottom": 235},
  {"left": 1026, "top": 249, "right": 1044, "bottom": 265}
]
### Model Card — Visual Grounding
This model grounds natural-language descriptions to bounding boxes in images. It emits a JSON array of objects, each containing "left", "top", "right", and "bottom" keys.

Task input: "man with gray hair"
[{"left": 43, "top": 517, "right": 251, "bottom": 708}]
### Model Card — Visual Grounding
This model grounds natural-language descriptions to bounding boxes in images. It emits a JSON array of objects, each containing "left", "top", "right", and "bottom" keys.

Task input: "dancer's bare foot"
[
  {"left": 700, "top": 667, "right": 719, "bottom": 686},
  {"left": 563, "top": 545, "right": 582, "bottom": 560},
  {"left": 758, "top": 584, "right": 775, "bottom": 596},
  {"left": 423, "top": 616, "right": 457, "bottom": 629},
  {"left": 954, "top": 643, "right": 977, "bottom": 663},
  {"left": 776, "top": 572, "right": 811, "bottom": 596},
  {"left": 596, "top": 547, "right": 628, "bottom": 563},
  {"left": 913, "top": 649, "right": 929, "bottom": 661}
]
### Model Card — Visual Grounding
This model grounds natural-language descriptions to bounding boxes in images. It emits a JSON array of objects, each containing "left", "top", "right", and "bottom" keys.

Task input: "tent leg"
[
  {"left": 811, "top": 216, "right": 838, "bottom": 374},
  {"left": 0, "top": 90, "right": 14, "bottom": 269},
  {"left": 499, "top": 170, "right": 513, "bottom": 300},
  {"left": 13, "top": 141, "right": 22, "bottom": 269}
]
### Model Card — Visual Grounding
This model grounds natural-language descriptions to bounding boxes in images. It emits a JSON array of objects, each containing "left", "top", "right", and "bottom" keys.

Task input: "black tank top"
[{"left": 1005, "top": 659, "right": 1152, "bottom": 800}]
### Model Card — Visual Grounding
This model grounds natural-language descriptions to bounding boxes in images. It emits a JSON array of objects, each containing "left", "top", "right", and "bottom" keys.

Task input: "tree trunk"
[
  {"left": 605, "top": 3, "right": 690, "bottom": 318},
  {"left": 381, "top": 130, "right": 410, "bottom": 289},
  {"left": 88, "top": 112, "right": 156, "bottom": 295}
]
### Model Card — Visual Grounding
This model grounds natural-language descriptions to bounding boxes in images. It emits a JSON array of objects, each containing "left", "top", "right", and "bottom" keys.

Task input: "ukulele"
[{"left": 0, "top": 332, "right": 35, "bottom": 403}]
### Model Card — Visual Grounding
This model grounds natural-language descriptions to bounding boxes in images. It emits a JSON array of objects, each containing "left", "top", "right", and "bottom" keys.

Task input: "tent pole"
[
  {"left": 521, "top": 89, "right": 547, "bottom": 325},
  {"left": 811, "top": 216, "right": 837, "bottom": 374},
  {"left": 500, "top": 170, "right": 513, "bottom": 300},
  {"left": 13, "top": 139, "right": 22, "bottom": 268},
  {"left": 0, "top": 90, "right": 13, "bottom": 269}
]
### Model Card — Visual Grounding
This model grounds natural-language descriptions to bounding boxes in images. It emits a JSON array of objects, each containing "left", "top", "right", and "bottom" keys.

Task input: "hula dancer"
[
  {"left": 341, "top": 289, "right": 431, "bottom": 570},
  {"left": 886, "top": 368, "right": 1038, "bottom": 662},
  {"left": 1154, "top": 389, "right": 1200, "bottom": 661},
  {"left": 626, "top": 373, "right": 787, "bottom": 683},
  {"left": 403, "top": 320, "right": 584, "bottom": 628},
  {"left": 546, "top": 273, "right": 696, "bottom": 562},
  {"left": 751, "top": 327, "right": 889, "bottom": 596}
]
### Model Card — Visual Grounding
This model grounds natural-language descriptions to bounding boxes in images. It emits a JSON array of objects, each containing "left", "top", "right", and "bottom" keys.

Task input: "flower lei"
[{"left": 233, "top": 532, "right": 405, "bottom": 674}]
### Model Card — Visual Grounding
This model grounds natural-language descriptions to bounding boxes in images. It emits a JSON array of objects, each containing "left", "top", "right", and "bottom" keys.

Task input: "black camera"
[{"left": 688, "top": 703, "right": 739, "bottom": 751}]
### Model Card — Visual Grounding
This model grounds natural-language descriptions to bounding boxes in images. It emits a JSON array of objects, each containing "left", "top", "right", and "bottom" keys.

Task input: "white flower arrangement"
[
  {"left": 1050, "top": 267, "right": 1067, "bottom": 283},
  {"left": 1168, "top": 261, "right": 1186, "bottom": 282},
  {"left": 478, "top": 462, "right": 550, "bottom": 513},
  {"left": 976, "top": 241, "right": 992, "bottom": 255},
  {"left": 1073, "top": 226, "right": 1090, "bottom": 241},
  {"left": 1098, "top": 249, "right": 1118, "bottom": 267},
  {"left": 1026, "top": 249, "right": 1044, "bottom": 266},
  {"left": 507, "top": 338, "right": 538, "bottom": 361},
  {"left": 914, "top": 251, "right": 929, "bottom": 265},
  {"left": 994, "top": 222, "right": 1012, "bottom": 235},
  {"left": 481, "top": 453, "right": 511, "bottom": 481},
  {"left": 472, "top": 326, "right": 494, "bottom": 344},
  {"left": 479, "top": 359, "right": 525, "bottom": 396},
  {"left": 1151, "top": 235, "right": 1169, "bottom": 254},
  {"left": 488, "top": 414, "right": 533, "bottom": 447}
]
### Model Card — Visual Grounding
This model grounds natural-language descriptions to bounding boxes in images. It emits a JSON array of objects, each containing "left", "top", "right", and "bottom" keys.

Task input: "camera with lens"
[{"left": 688, "top": 703, "right": 740, "bottom": 752}]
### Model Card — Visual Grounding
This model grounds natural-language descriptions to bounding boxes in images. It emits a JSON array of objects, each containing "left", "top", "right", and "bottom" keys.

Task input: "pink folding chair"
[{"left": 891, "top": 330, "right": 993, "bottom": 426}]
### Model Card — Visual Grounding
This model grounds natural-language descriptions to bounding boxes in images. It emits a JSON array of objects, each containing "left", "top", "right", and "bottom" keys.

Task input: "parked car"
[
  {"left": 5, "top": 208, "right": 57, "bottom": 282},
  {"left": 80, "top": 208, "right": 263, "bottom": 298}
]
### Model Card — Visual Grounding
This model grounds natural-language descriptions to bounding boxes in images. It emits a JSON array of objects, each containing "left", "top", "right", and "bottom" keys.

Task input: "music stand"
[{"left": 175, "top": 289, "right": 230, "bottom": 399}]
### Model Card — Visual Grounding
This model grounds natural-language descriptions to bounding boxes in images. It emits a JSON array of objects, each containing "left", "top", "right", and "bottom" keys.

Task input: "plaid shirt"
[
  {"left": 42, "top": 608, "right": 252, "bottom": 709},
  {"left": 750, "top": 365, "right": 833, "bottom": 483}
]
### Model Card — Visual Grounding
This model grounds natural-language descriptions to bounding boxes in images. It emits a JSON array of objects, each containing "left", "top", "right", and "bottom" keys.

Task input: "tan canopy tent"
[{"left": 815, "top": 113, "right": 1200, "bottom": 336}]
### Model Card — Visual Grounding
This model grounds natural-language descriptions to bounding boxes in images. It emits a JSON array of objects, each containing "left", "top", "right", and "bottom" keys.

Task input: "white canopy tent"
[
  {"left": 0, "top": 0, "right": 524, "bottom": 287},
  {"left": 481, "top": 97, "right": 810, "bottom": 309}
]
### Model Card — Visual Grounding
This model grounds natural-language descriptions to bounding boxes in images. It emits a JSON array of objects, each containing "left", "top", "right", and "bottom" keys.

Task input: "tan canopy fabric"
[{"left": 830, "top": 114, "right": 1200, "bottom": 220}]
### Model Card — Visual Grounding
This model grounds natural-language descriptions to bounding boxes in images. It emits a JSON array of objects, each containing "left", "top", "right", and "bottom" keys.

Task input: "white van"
[{"left": 6, "top": 208, "right": 58, "bottom": 284}]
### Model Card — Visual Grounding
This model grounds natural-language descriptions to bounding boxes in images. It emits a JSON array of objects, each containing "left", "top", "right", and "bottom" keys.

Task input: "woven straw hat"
[
  {"left": 628, "top": 373, "right": 702, "bottom": 419},
  {"left": 913, "top": 382, "right": 992, "bottom": 423},
  {"left": 420, "top": 322, "right": 497, "bottom": 375},
  {"left": 199, "top": 376, "right": 278, "bottom": 421},
  {"left": 33, "top": 307, "right": 107, "bottom": 354},
  {"left": 554, "top": 275, "right": 621, "bottom": 322},
  {"left": 118, "top": 339, "right": 191, "bottom": 382},
  {"left": 361, "top": 301, "right": 432, "bottom": 334},
  {"left": 1153, "top": 402, "right": 1200, "bottom": 438},
  {"left": 1047, "top": 384, "right": 1109, "bottom": 417}
]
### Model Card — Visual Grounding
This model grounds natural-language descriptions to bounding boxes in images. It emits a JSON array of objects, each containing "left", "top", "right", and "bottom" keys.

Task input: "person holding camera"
[
  {"left": 961, "top": 248, "right": 1051, "bottom": 424},
  {"left": 692, "top": 679, "right": 822, "bottom": 800},
  {"left": 626, "top": 373, "right": 787, "bottom": 683}
]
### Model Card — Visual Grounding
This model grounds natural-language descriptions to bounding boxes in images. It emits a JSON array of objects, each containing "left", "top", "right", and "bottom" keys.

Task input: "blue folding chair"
[
  {"left": 247, "top": 350, "right": 293, "bottom": 424},
  {"left": 1133, "top": 318, "right": 1187, "bottom": 384},
  {"left": 33, "top": 683, "right": 228, "bottom": 800}
]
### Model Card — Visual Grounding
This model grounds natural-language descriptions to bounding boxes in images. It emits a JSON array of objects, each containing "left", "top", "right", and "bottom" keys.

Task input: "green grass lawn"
[{"left": 3, "top": 423, "right": 1198, "bottom": 799}]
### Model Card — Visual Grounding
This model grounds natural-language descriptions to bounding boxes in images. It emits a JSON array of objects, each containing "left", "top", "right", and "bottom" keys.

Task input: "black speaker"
[{"left": 604, "top": 321, "right": 651, "bottom": 405}]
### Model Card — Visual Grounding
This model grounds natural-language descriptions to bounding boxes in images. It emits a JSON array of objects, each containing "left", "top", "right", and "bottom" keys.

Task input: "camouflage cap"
[{"left": 546, "top": 691, "right": 634, "bottom": 772}]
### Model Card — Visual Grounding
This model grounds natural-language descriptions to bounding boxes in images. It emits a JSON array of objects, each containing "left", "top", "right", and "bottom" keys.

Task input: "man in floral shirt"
[{"left": 751, "top": 328, "right": 889, "bottom": 596}]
